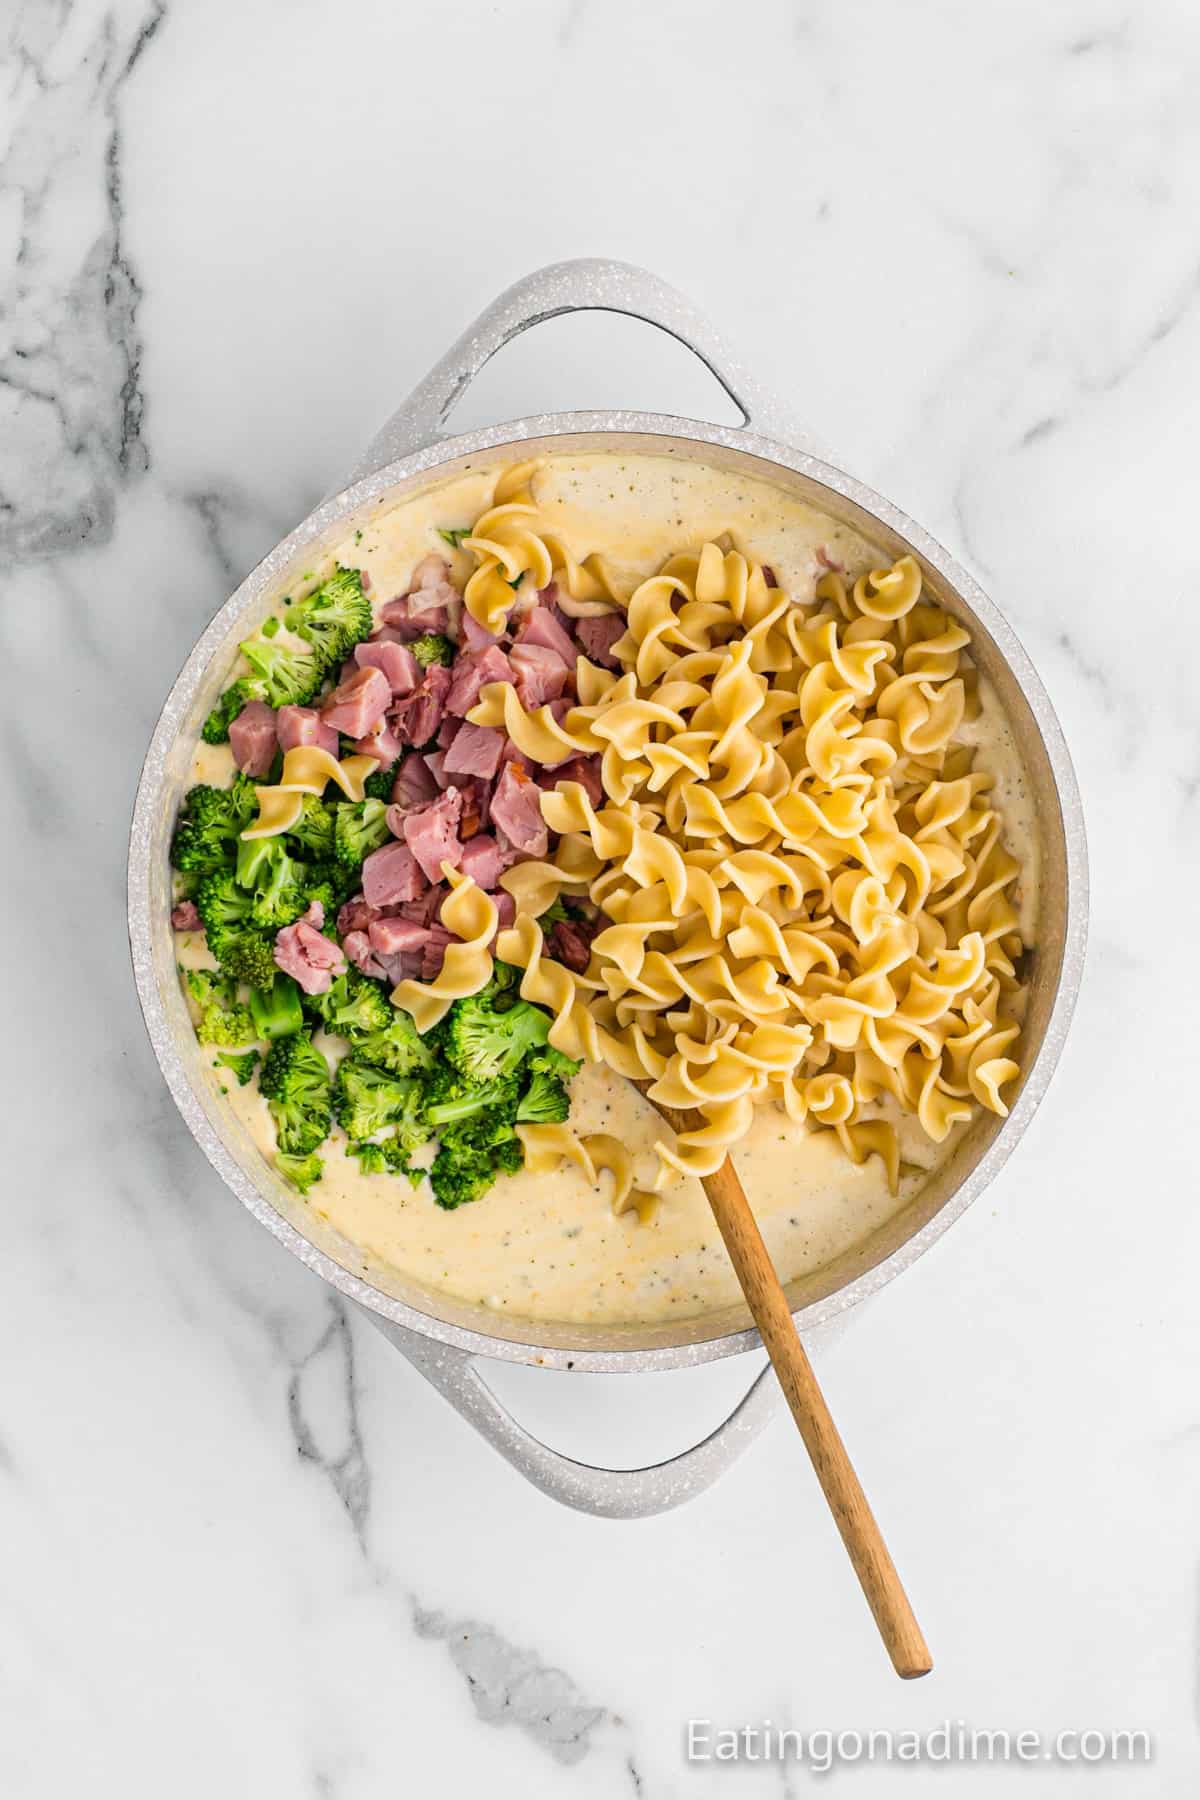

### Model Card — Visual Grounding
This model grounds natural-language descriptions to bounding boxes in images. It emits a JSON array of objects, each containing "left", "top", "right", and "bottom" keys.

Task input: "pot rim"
[{"left": 128, "top": 410, "right": 1088, "bottom": 1372}]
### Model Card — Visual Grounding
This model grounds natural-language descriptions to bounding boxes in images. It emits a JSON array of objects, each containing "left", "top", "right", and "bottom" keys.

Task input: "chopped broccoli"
[
  {"left": 439, "top": 1107, "right": 517, "bottom": 1156},
  {"left": 201, "top": 680, "right": 259, "bottom": 745},
  {"left": 248, "top": 847, "right": 308, "bottom": 929},
  {"left": 437, "top": 526, "right": 472, "bottom": 549},
  {"left": 409, "top": 633, "right": 455, "bottom": 668},
  {"left": 333, "top": 798, "right": 391, "bottom": 872},
  {"left": 423, "top": 1066, "right": 519, "bottom": 1128},
  {"left": 185, "top": 968, "right": 256, "bottom": 1048},
  {"left": 491, "top": 1137, "right": 524, "bottom": 1175},
  {"left": 249, "top": 974, "right": 305, "bottom": 1040},
  {"left": 443, "top": 990, "right": 550, "bottom": 1083},
  {"left": 308, "top": 970, "right": 392, "bottom": 1037},
  {"left": 362, "top": 756, "right": 401, "bottom": 802},
  {"left": 170, "top": 777, "right": 258, "bottom": 874},
  {"left": 300, "top": 859, "right": 358, "bottom": 908},
  {"left": 235, "top": 834, "right": 280, "bottom": 890},
  {"left": 283, "top": 566, "right": 372, "bottom": 666},
  {"left": 195, "top": 869, "right": 256, "bottom": 938},
  {"left": 274, "top": 1151, "right": 324, "bottom": 1193},
  {"left": 516, "top": 1068, "right": 571, "bottom": 1125},
  {"left": 258, "top": 1031, "right": 332, "bottom": 1155},
  {"left": 333, "top": 1059, "right": 426, "bottom": 1144},
  {"left": 527, "top": 1043, "right": 583, "bottom": 1081},
  {"left": 239, "top": 632, "right": 326, "bottom": 708},
  {"left": 429, "top": 1144, "right": 495, "bottom": 1210},
  {"left": 215, "top": 1048, "right": 259, "bottom": 1086},
  {"left": 537, "top": 897, "right": 568, "bottom": 925},
  {"left": 285, "top": 793, "right": 336, "bottom": 859},
  {"left": 349, "top": 1006, "right": 437, "bottom": 1077},
  {"left": 209, "top": 926, "right": 278, "bottom": 989}
]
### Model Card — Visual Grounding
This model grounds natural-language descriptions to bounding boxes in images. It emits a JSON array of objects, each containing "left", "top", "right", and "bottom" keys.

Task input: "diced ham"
[
  {"left": 402, "top": 786, "right": 464, "bottom": 883},
  {"left": 421, "top": 924, "right": 456, "bottom": 980},
  {"left": 228, "top": 700, "right": 277, "bottom": 778},
  {"left": 337, "top": 896, "right": 377, "bottom": 937},
  {"left": 320, "top": 664, "right": 390, "bottom": 738},
  {"left": 399, "top": 885, "right": 445, "bottom": 928},
  {"left": 547, "top": 919, "right": 594, "bottom": 973},
  {"left": 367, "top": 915, "right": 431, "bottom": 956},
  {"left": 498, "top": 736, "right": 534, "bottom": 775},
  {"left": 538, "top": 754, "right": 603, "bottom": 807},
  {"left": 510, "top": 642, "right": 571, "bottom": 709},
  {"left": 277, "top": 704, "right": 338, "bottom": 758},
  {"left": 575, "top": 611, "right": 626, "bottom": 669},
  {"left": 459, "top": 834, "right": 504, "bottom": 891},
  {"left": 412, "top": 552, "right": 451, "bottom": 590},
  {"left": 443, "top": 721, "right": 505, "bottom": 780},
  {"left": 436, "top": 713, "right": 461, "bottom": 750},
  {"left": 460, "top": 609, "right": 506, "bottom": 652},
  {"left": 421, "top": 751, "right": 450, "bottom": 790},
  {"left": 362, "top": 840, "right": 428, "bottom": 907},
  {"left": 390, "top": 750, "right": 441, "bottom": 810},
  {"left": 392, "top": 663, "right": 451, "bottom": 748},
  {"left": 273, "top": 904, "right": 346, "bottom": 996},
  {"left": 171, "top": 900, "right": 203, "bottom": 932},
  {"left": 446, "top": 644, "right": 514, "bottom": 718},
  {"left": 490, "top": 891, "right": 516, "bottom": 937},
  {"left": 489, "top": 761, "right": 548, "bottom": 858},
  {"left": 343, "top": 930, "right": 388, "bottom": 981},
  {"left": 352, "top": 716, "right": 403, "bottom": 766},
  {"left": 379, "top": 554, "right": 460, "bottom": 639},
  {"left": 355, "top": 639, "right": 419, "bottom": 696},
  {"left": 457, "top": 776, "right": 491, "bottom": 837},
  {"left": 516, "top": 602, "right": 578, "bottom": 664}
]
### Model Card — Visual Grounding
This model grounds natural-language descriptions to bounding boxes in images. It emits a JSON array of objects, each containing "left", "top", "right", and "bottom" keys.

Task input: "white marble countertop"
[{"left": 4, "top": 1, "right": 1197, "bottom": 1793}]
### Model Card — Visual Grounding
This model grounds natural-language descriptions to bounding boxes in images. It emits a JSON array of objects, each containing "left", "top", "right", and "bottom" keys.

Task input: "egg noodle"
[{"left": 458, "top": 462, "right": 1027, "bottom": 1195}]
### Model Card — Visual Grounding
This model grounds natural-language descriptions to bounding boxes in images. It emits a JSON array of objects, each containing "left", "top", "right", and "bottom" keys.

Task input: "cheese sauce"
[{"left": 182, "top": 453, "right": 1039, "bottom": 1327}]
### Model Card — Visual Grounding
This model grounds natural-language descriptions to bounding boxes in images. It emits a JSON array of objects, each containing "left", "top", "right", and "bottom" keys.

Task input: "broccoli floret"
[
  {"left": 195, "top": 868, "right": 256, "bottom": 937},
  {"left": 239, "top": 632, "right": 326, "bottom": 708},
  {"left": 429, "top": 1144, "right": 495, "bottom": 1210},
  {"left": 285, "top": 793, "right": 336, "bottom": 859},
  {"left": 362, "top": 756, "right": 401, "bottom": 802},
  {"left": 516, "top": 1068, "right": 571, "bottom": 1125},
  {"left": 274, "top": 1151, "right": 324, "bottom": 1193},
  {"left": 527, "top": 1043, "right": 583, "bottom": 1081},
  {"left": 215, "top": 1048, "right": 259, "bottom": 1086},
  {"left": 333, "top": 1059, "right": 426, "bottom": 1142},
  {"left": 209, "top": 926, "right": 278, "bottom": 989},
  {"left": 201, "top": 680, "right": 259, "bottom": 745},
  {"left": 249, "top": 974, "right": 305, "bottom": 1040},
  {"left": 259, "top": 1031, "right": 332, "bottom": 1155},
  {"left": 235, "top": 834, "right": 279, "bottom": 890},
  {"left": 537, "top": 897, "right": 568, "bottom": 925},
  {"left": 423, "top": 1066, "right": 519, "bottom": 1127},
  {"left": 171, "top": 777, "right": 258, "bottom": 874},
  {"left": 491, "top": 1137, "right": 524, "bottom": 1175},
  {"left": 283, "top": 566, "right": 372, "bottom": 666},
  {"left": 347, "top": 1140, "right": 389, "bottom": 1176},
  {"left": 309, "top": 970, "right": 392, "bottom": 1037},
  {"left": 438, "top": 527, "right": 472, "bottom": 549},
  {"left": 409, "top": 633, "right": 454, "bottom": 668},
  {"left": 439, "top": 1106, "right": 518, "bottom": 1157},
  {"left": 185, "top": 968, "right": 257, "bottom": 1048},
  {"left": 349, "top": 1006, "right": 437, "bottom": 1077},
  {"left": 248, "top": 847, "right": 308, "bottom": 929},
  {"left": 332, "top": 799, "right": 391, "bottom": 872},
  {"left": 443, "top": 990, "right": 550, "bottom": 1083}
]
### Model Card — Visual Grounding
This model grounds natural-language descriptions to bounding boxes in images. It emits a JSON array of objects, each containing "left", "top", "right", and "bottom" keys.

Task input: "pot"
[{"left": 128, "top": 260, "right": 1088, "bottom": 1516}]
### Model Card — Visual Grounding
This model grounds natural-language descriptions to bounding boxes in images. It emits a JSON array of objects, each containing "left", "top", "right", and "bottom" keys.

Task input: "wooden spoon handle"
[{"left": 652, "top": 1100, "right": 931, "bottom": 1678}]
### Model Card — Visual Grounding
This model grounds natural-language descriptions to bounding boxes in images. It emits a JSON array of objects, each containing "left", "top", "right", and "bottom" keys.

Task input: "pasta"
[
  {"left": 390, "top": 866, "right": 499, "bottom": 1032},
  {"left": 241, "top": 746, "right": 376, "bottom": 837},
  {"left": 455, "top": 471, "right": 1028, "bottom": 1195}
]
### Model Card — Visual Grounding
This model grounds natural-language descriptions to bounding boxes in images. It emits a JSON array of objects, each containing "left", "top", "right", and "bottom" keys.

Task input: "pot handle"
[
  {"left": 363, "top": 1309, "right": 779, "bottom": 1519},
  {"left": 348, "top": 257, "right": 818, "bottom": 484}
]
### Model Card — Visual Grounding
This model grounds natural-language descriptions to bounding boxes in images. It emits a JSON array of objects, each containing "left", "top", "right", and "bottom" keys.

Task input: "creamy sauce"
[{"left": 181, "top": 453, "right": 1040, "bottom": 1327}]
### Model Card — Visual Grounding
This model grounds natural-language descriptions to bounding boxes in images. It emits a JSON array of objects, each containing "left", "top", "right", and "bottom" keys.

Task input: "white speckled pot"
[{"left": 128, "top": 260, "right": 1087, "bottom": 1517}]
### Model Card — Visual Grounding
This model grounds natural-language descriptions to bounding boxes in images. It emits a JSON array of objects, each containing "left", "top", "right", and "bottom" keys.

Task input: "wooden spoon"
[{"left": 642, "top": 1090, "right": 932, "bottom": 1680}]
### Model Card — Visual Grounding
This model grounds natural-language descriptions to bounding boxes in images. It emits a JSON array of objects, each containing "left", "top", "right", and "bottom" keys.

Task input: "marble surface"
[{"left": 3, "top": 0, "right": 1198, "bottom": 1793}]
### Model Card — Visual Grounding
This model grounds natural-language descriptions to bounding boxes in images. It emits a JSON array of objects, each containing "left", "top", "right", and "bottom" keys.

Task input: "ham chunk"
[
  {"left": 510, "top": 642, "right": 571, "bottom": 709},
  {"left": 460, "top": 609, "right": 506, "bottom": 652},
  {"left": 402, "top": 786, "right": 465, "bottom": 883},
  {"left": 337, "top": 896, "right": 376, "bottom": 937},
  {"left": 575, "top": 611, "right": 626, "bottom": 669},
  {"left": 516, "top": 602, "right": 577, "bottom": 664},
  {"left": 443, "top": 721, "right": 505, "bottom": 780},
  {"left": 355, "top": 639, "right": 419, "bottom": 696},
  {"left": 446, "top": 644, "right": 514, "bottom": 718},
  {"left": 380, "top": 554, "right": 459, "bottom": 639},
  {"left": 538, "top": 754, "right": 603, "bottom": 807},
  {"left": 362, "top": 840, "right": 428, "bottom": 907},
  {"left": 367, "top": 915, "right": 430, "bottom": 956},
  {"left": 277, "top": 704, "right": 338, "bottom": 758},
  {"left": 320, "top": 664, "right": 390, "bottom": 738},
  {"left": 273, "top": 903, "right": 346, "bottom": 996},
  {"left": 459, "top": 833, "right": 504, "bottom": 891},
  {"left": 390, "top": 750, "right": 441, "bottom": 810},
  {"left": 547, "top": 919, "right": 594, "bottom": 973},
  {"left": 489, "top": 760, "right": 548, "bottom": 858},
  {"left": 352, "top": 716, "right": 403, "bottom": 766},
  {"left": 171, "top": 900, "right": 203, "bottom": 932},
  {"left": 392, "top": 662, "right": 451, "bottom": 748},
  {"left": 343, "top": 929, "right": 387, "bottom": 981},
  {"left": 421, "top": 924, "right": 456, "bottom": 980},
  {"left": 228, "top": 700, "right": 277, "bottom": 778}
]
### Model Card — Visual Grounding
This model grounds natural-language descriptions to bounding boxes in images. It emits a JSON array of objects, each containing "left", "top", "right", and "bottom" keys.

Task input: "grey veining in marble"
[{"left": 4, "top": 1, "right": 1199, "bottom": 1796}]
